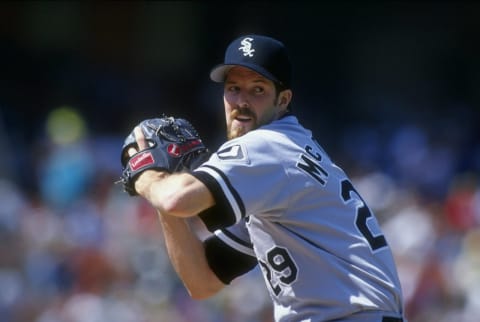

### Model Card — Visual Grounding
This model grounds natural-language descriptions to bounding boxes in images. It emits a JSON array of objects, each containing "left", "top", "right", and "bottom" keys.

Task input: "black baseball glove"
[{"left": 119, "top": 116, "right": 210, "bottom": 196}]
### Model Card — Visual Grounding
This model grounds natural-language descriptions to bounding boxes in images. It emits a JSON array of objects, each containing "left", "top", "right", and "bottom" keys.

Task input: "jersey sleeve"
[
  {"left": 192, "top": 131, "right": 291, "bottom": 231},
  {"left": 203, "top": 220, "right": 258, "bottom": 284}
]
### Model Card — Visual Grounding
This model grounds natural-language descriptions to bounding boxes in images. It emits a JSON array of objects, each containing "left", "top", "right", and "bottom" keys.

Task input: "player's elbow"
[
  {"left": 185, "top": 276, "right": 225, "bottom": 300},
  {"left": 188, "top": 287, "right": 216, "bottom": 300}
]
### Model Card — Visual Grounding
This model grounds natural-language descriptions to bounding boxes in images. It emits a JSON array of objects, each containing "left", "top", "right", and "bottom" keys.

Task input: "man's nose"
[{"left": 235, "top": 91, "right": 250, "bottom": 108}]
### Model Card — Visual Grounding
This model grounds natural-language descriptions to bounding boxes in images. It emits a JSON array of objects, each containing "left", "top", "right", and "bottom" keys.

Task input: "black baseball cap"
[{"left": 210, "top": 34, "right": 292, "bottom": 88}]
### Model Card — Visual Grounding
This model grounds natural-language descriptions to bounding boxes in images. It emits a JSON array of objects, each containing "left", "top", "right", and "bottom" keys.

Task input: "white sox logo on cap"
[
  {"left": 239, "top": 37, "right": 255, "bottom": 57},
  {"left": 210, "top": 34, "right": 292, "bottom": 88}
]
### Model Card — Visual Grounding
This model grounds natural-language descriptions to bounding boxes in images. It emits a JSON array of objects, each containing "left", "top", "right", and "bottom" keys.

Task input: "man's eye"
[{"left": 253, "top": 87, "right": 264, "bottom": 94}]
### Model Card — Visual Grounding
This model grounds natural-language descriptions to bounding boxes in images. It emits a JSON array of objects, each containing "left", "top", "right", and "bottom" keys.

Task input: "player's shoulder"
[
  {"left": 255, "top": 115, "right": 303, "bottom": 139},
  {"left": 215, "top": 115, "right": 305, "bottom": 155},
  {"left": 263, "top": 114, "right": 300, "bottom": 130}
]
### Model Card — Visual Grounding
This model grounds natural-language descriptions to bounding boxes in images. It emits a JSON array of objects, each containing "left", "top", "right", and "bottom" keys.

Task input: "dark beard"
[{"left": 227, "top": 108, "right": 256, "bottom": 140}]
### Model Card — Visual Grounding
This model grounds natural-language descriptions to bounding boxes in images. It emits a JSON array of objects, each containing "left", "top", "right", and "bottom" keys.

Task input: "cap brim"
[
  {"left": 210, "top": 64, "right": 234, "bottom": 82},
  {"left": 209, "top": 63, "right": 280, "bottom": 85}
]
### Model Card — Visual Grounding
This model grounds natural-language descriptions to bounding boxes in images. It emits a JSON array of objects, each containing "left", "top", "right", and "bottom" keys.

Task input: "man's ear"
[{"left": 279, "top": 89, "right": 293, "bottom": 108}]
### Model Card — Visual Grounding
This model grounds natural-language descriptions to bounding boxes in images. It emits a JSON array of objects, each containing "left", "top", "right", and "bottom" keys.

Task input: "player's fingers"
[
  {"left": 134, "top": 126, "right": 148, "bottom": 150},
  {"left": 127, "top": 146, "right": 137, "bottom": 157}
]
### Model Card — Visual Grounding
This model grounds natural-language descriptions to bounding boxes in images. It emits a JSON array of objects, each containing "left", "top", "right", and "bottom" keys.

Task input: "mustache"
[{"left": 231, "top": 107, "right": 256, "bottom": 119}]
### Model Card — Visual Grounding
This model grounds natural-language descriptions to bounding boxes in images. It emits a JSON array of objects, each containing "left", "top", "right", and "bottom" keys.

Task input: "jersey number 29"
[
  {"left": 341, "top": 179, "right": 387, "bottom": 251},
  {"left": 259, "top": 246, "right": 298, "bottom": 296}
]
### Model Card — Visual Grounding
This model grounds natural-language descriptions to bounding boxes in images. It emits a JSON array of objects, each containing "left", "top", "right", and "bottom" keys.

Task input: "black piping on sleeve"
[{"left": 192, "top": 166, "right": 242, "bottom": 231}]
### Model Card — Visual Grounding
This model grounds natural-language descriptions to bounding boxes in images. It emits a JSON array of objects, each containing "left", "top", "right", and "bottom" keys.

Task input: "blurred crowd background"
[{"left": 0, "top": 2, "right": 479, "bottom": 322}]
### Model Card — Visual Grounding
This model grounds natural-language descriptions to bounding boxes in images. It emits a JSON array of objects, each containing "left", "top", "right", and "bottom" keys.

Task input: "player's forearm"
[
  {"left": 136, "top": 171, "right": 214, "bottom": 218},
  {"left": 157, "top": 211, "right": 225, "bottom": 299}
]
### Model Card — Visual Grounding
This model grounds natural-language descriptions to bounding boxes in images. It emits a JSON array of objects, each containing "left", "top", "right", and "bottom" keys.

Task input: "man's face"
[{"left": 223, "top": 67, "right": 285, "bottom": 140}]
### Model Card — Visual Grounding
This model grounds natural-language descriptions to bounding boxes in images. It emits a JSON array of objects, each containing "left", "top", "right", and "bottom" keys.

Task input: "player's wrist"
[{"left": 135, "top": 170, "right": 169, "bottom": 199}]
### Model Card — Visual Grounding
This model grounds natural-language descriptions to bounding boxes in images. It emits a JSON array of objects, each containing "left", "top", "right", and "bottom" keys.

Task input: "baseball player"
[{"left": 121, "top": 34, "right": 406, "bottom": 321}]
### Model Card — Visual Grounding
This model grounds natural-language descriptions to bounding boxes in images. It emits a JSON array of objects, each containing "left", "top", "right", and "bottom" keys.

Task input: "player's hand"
[
  {"left": 127, "top": 126, "right": 147, "bottom": 156},
  {"left": 126, "top": 126, "right": 165, "bottom": 197},
  {"left": 127, "top": 127, "right": 148, "bottom": 195},
  {"left": 119, "top": 116, "right": 209, "bottom": 196}
]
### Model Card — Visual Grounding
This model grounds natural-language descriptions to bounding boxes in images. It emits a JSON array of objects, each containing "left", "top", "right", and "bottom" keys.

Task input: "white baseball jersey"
[{"left": 192, "top": 114, "right": 404, "bottom": 322}]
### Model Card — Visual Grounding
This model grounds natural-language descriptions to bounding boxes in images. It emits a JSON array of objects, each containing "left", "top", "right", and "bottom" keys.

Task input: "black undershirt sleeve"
[
  {"left": 204, "top": 234, "right": 258, "bottom": 284},
  {"left": 193, "top": 170, "right": 238, "bottom": 231},
  {"left": 193, "top": 166, "right": 256, "bottom": 283}
]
